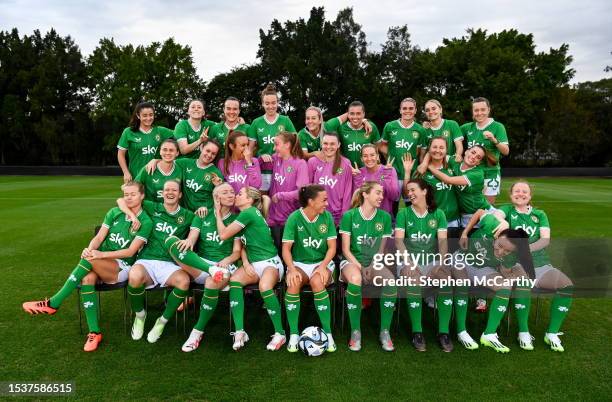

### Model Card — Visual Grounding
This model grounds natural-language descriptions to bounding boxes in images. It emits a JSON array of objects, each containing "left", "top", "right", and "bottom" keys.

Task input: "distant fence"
[{"left": 0, "top": 166, "right": 611, "bottom": 177}]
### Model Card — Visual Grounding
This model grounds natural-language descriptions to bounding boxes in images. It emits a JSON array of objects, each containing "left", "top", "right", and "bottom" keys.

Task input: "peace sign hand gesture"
[{"left": 351, "top": 162, "right": 361, "bottom": 176}]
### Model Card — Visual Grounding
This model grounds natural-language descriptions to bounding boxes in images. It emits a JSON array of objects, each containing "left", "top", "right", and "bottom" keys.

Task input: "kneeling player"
[
  {"left": 282, "top": 185, "right": 338, "bottom": 352},
  {"left": 23, "top": 181, "right": 153, "bottom": 352}
]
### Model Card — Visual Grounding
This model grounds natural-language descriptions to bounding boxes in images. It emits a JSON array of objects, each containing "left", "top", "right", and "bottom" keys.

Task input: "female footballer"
[
  {"left": 247, "top": 84, "right": 296, "bottom": 191},
  {"left": 339, "top": 182, "right": 395, "bottom": 351},
  {"left": 422, "top": 99, "right": 464, "bottom": 162},
  {"left": 282, "top": 185, "right": 338, "bottom": 352},
  {"left": 117, "top": 101, "right": 174, "bottom": 183},
  {"left": 498, "top": 181, "right": 573, "bottom": 352},
  {"left": 336, "top": 101, "right": 381, "bottom": 168},
  {"left": 209, "top": 96, "right": 250, "bottom": 159},
  {"left": 215, "top": 186, "right": 286, "bottom": 351},
  {"left": 307, "top": 132, "right": 353, "bottom": 226},
  {"left": 298, "top": 107, "right": 356, "bottom": 159},
  {"left": 351, "top": 144, "right": 399, "bottom": 216},
  {"left": 174, "top": 99, "right": 216, "bottom": 159},
  {"left": 460, "top": 97, "right": 509, "bottom": 205},
  {"left": 218, "top": 130, "right": 262, "bottom": 194},
  {"left": 22, "top": 181, "right": 153, "bottom": 352}
]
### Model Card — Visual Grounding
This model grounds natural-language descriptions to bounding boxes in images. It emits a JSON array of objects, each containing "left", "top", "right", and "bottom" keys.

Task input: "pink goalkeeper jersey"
[
  {"left": 352, "top": 165, "right": 399, "bottom": 215},
  {"left": 307, "top": 156, "right": 353, "bottom": 225},
  {"left": 217, "top": 157, "right": 262, "bottom": 194},
  {"left": 267, "top": 155, "right": 309, "bottom": 226}
]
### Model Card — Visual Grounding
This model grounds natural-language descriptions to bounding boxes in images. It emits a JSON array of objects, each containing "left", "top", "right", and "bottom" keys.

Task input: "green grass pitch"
[{"left": 1, "top": 176, "right": 611, "bottom": 400}]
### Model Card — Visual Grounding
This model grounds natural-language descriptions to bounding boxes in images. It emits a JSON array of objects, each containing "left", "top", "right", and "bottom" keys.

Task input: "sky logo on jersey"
[
  {"left": 206, "top": 232, "right": 220, "bottom": 243},
  {"left": 156, "top": 190, "right": 163, "bottom": 198},
  {"left": 302, "top": 237, "right": 323, "bottom": 249},
  {"left": 357, "top": 234, "right": 377, "bottom": 247},
  {"left": 109, "top": 233, "right": 130, "bottom": 248},
  {"left": 436, "top": 182, "right": 452, "bottom": 191},
  {"left": 410, "top": 232, "right": 432, "bottom": 242},
  {"left": 141, "top": 145, "right": 157, "bottom": 155},
  {"left": 228, "top": 173, "right": 247, "bottom": 183},
  {"left": 155, "top": 222, "right": 177, "bottom": 236},
  {"left": 185, "top": 179, "right": 203, "bottom": 192},
  {"left": 262, "top": 135, "right": 274, "bottom": 144},
  {"left": 347, "top": 143, "right": 363, "bottom": 152},
  {"left": 395, "top": 139, "right": 414, "bottom": 150},
  {"left": 274, "top": 173, "right": 286, "bottom": 185},
  {"left": 515, "top": 224, "right": 536, "bottom": 237},
  {"left": 318, "top": 176, "right": 337, "bottom": 188}
]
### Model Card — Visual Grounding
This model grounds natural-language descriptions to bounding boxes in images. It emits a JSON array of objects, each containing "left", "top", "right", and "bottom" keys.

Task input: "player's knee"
[
  {"left": 310, "top": 275, "right": 324, "bottom": 292},
  {"left": 81, "top": 272, "right": 97, "bottom": 285},
  {"left": 347, "top": 272, "right": 361, "bottom": 286},
  {"left": 287, "top": 283, "right": 301, "bottom": 294},
  {"left": 128, "top": 265, "right": 146, "bottom": 285},
  {"left": 174, "top": 273, "right": 190, "bottom": 290}
]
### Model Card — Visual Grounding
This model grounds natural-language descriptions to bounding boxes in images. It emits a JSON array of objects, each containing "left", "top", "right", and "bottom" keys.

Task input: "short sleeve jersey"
[
  {"left": 117, "top": 126, "right": 174, "bottom": 178},
  {"left": 461, "top": 119, "right": 508, "bottom": 176},
  {"left": 247, "top": 115, "right": 296, "bottom": 158},
  {"left": 234, "top": 206, "right": 278, "bottom": 263},
  {"left": 137, "top": 200, "right": 195, "bottom": 261},
  {"left": 395, "top": 206, "right": 447, "bottom": 255},
  {"left": 282, "top": 208, "right": 337, "bottom": 264},
  {"left": 173, "top": 119, "right": 216, "bottom": 159},
  {"left": 381, "top": 120, "right": 426, "bottom": 179},
  {"left": 337, "top": 121, "right": 381, "bottom": 167},
  {"left": 176, "top": 158, "right": 224, "bottom": 211},
  {"left": 422, "top": 119, "right": 464, "bottom": 156},
  {"left": 339, "top": 207, "right": 392, "bottom": 266},
  {"left": 298, "top": 117, "right": 342, "bottom": 153},
  {"left": 135, "top": 163, "right": 183, "bottom": 202},
  {"left": 100, "top": 207, "right": 153, "bottom": 265},
  {"left": 191, "top": 211, "right": 237, "bottom": 262},
  {"left": 449, "top": 159, "right": 490, "bottom": 214},
  {"left": 498, "top": 204, "right": 551, "bottom": 267}
]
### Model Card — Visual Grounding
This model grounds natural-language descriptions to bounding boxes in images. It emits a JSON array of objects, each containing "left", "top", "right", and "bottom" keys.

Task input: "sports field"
[{"left": 1, "top": 176, "right": 611, "bottom": 400}]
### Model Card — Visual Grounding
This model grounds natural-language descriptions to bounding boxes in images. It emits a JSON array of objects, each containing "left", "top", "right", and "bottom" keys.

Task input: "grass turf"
[{"left": 1, "top": 176, "right": 611, "bottom": 400}]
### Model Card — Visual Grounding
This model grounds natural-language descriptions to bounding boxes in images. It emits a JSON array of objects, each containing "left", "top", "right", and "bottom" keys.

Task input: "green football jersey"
[
  {"left": 176, "top": 158, "right": 224, "bottom": 211},
  {"left": 297, "top": 117, "right": 342, "bottom": 154},
  {"left": 137, "top": 200, "right": 195, "bottom": 261},
  {"left": 449, "top": 159, "right": 490, "bottom": 214},
  {"left": 100, "top": 207, "right": 153, "bottom": 265},
  {"left": 282, "top": 208, "right": 337, "bottom": 264},
  {"left": 191, "top": 211, "right": 237, "bottom": 262},
  {"left": 465, "top": 213, "right": 507, "bottom": 268},
  {"left": 381, "top": 120, "right": 426, "bottom": 179},
  {"left": 338, "top": 121, "right": 381, "bottom": 167},
  {"left": 209, "top": 121, "right": 251, "bottom": 159},
  {"left": 498, "top": 204, "right": 551, "bottom": 267},
  {"left": 395, "top": 206, "right": 447, "bottom": 254},
  {"left": 422, "top": 165, "right": 460, "bottom": 222},
  {"left": 235, "top": 206, "right": 278, "bottom": 262},
  {"left": 135, "top": 162, "right": 183, "bottom": 202},
  {"left": 422, "top": 119, "right": 464, "bottom": 157},
  {"left": 173, "top": 119, "right": 216, "bottom": 159},
  {"left": 461, "top": 119, "right": 508, "bottom": 177},
  {"left": 247, "top": 114, "right": 296, "bottom": 159},
  {"left": 339, "top": 207, "right": 392, "bottom": 267},
  {"left": 117, "top": 126, "right": 174, "bottom": 178}
]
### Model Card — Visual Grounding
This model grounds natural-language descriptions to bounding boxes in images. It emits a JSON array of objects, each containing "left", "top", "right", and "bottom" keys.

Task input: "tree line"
[{"left": 1, "top": 7, "right": 610, "bottom": 167}]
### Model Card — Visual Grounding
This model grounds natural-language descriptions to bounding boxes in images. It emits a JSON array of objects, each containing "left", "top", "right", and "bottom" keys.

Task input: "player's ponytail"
[
  {"left": 351, "top": 181, "right": 380, "bottom": 209},
  {"left": 499, "top": 228, "right": 535, "bottom": 279},
  {"left": 245, "top": 186, "right": 270, "bottom": 219},
  {"left": 299, "top": 184, "right": 325, "bottom": 208}
]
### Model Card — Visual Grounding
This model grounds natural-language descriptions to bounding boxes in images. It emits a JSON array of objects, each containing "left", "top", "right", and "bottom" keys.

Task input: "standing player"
[
  {"left": 117, "top": 102, "right": 174, "bottom": 183},
  {"left": 209, "top": 96, "right": 250, "bottom": 159},
  {"left": 268, "top": 132, "right": 309, "bottom": 251},
  {"left": 339, "top": 182, "right": 395, "bottom": 351},
  {"left": 216, "top": 187, "right": 286, "bottom": 351},
  {"left": 337, "top": 101, "right": 381, "bottom": 167},
  {"left": 351, "top": 144, "right": 399, "bottom": 216},
  {"left": 135, "top": 138, "right": 182, "bottom": 202},
  {"left": 218, "top": 131, "right": 262, "bottom": 194},
  {"left": 380, "top": 97, "right": 427, "bottom": 187},
  {"left": 176, "top": 139, "right": 224, "bottom": 213},
  {"left": 22, "top": 181, "right": 153, "bottom": 352},
  {"left": 174, "top": 99, "right": 216, "bottom": 159},
  {"left": 498, "top": 181, "right": 573, "bottom": 352},
  {"left": 461, "top": 97, "right": 509, "bottom": 205},
  {"left": 121, "top": 180, "right": 196, "bottom": 344},
  {"left": 422, "top": 99, "right": 464, "bottom": 161},
  {"left": 282, "top": 185, "right": 338, "bottom": 352},
  {"left": 247, "top": 84, "right": 296, "bottom": 191},
  {"left": 308, "top": 132, "right": 353, "bottom": 226},
  {"left": 395, "top": 179, "right": 452, "bottom": 352},
  {"left": 458, "top": 210, "right": 534, "bottom": 353},
  {"left": 164, "top": 183, "right": 242, "bottom": 352}
]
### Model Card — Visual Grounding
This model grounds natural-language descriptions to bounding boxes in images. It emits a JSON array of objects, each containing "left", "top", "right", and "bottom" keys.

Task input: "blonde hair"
[
  {"left": 351, "top": 181, "right": 381, "bottom": 209},
  {"left": 244, "top": 186, "right": 270, "bottom": 218},
  {"left": 425, "top": 99, "right": 443, "bottom": 113},
  {"left": 121, "top": 180, "right": 145, "bottom": 194}
]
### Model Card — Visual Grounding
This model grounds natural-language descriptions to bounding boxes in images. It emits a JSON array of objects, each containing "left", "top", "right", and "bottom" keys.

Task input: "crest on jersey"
[
  {"left": 286, "top": 166, "right": 293, "bottom": 173},
  {"left": 428, "top": 219, "right": 437, "bottom": 228},
  {"left": 443, "top": 130, "right": 450, "bottom": 138},
  {"left": 336, "top": 168, "right": 344, "bottom": 174},
  {"left": 155, "top": 134, "right": 161, "bottom": 141},
  {"left": 412, "top": 131, "right": 419, "bottom": 139},
  {"left": 318, "top": 224, "right": 328, "bottom": 234},
  {"left": 277, "top": 125, "right": 284, "bottom": 132},
  {"left": 177, "top": 216, "right": 185, "bottom": 224},
  {"left": 375, "top": 222, "right": 383, "bottom": 231},
  {"left": 531, "top": 215, "right": 539, "bottom": 223}
]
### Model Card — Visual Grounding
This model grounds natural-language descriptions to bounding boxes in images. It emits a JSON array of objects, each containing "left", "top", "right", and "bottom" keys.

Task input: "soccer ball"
[{"left": 298, "top": 326, "right": 328, "bottom": 356}]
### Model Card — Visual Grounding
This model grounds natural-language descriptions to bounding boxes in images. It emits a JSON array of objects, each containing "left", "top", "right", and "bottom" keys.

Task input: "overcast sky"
[{"left": 1, "top": 0, "right": 610, "bottom": 83}]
